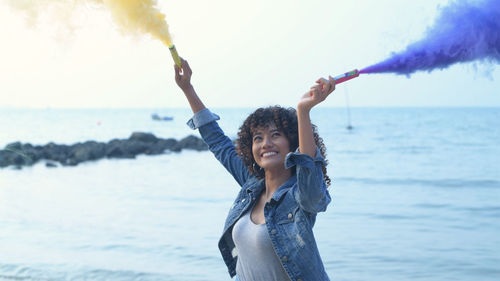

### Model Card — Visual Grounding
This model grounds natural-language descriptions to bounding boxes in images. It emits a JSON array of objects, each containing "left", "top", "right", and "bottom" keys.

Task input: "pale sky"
[{"left": 0, "top": 0, "right": 498, "bottom": 108}]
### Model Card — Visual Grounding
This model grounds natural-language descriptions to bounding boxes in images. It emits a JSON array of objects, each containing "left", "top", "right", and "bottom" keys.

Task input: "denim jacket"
[{"left": 188, "top": 108, "right": 331, "bottom": 281}]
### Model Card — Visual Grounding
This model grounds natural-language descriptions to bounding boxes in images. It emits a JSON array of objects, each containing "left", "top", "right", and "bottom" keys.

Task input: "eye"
[
  {"left": 253, "top": 136, "right": 262, "bottom": 142},
  {"left": 272, "top": 132, "right": 281, "bottom": 137}
]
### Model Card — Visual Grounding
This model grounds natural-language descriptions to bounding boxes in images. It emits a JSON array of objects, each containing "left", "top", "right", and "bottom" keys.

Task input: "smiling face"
[
  {"left": 251, "top": 123, "right": 291, "bottom": 172},
  {"left": 236, "top": 106, "right": 300, "bottom": 179}
]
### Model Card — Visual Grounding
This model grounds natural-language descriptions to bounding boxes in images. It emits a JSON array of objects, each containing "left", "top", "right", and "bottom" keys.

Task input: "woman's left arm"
[
  {"left": 297, "top": 76, "right": 335, "bottom": 156},
  {"left": 291, "top": 76, "right": 335, "bottom": 213}
]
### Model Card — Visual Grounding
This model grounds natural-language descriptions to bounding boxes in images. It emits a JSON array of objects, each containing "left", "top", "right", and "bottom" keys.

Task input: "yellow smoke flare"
[
  {"left": 6, "top": 0, "right": 181, "bottom": 66},
  {"left": 101, "top": 0, "right": 181, "bottom": 66},
  {"left": 102, "top": 0, "right": 172, "bottom": 46}
]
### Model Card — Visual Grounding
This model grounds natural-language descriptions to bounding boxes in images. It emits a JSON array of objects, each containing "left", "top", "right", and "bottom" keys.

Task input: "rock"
[
  {"left": 172, "top": 135, "right": 208, "bottom": 151},
  {"left": 68, "top": 141, "right": 107, "bottom": 166},
  {"left": 45, "top": 161, "right": 58, "bottom": 168},
  {"left": 12, "top": 154, "right": 28, "bottom": 166},
  {"left": 129, "top": 132, "right": 159, "bottom": 143},
  {"left": 42, "top": 143, "right": 70, "bottom": 163},
  {"left": 105, "top": 139, "right": 137, "bottom": 159},
  {"left": 0, "top": 132, "right": 208, "bottom": 169},
  {"left": 20, "top": 143, "right": 42, "bottom": 163},
  {"left": 145, "top": 138, "right": 177, "bottom": 155},
  {"left": 105, "top": 139, "right": 150, "bottom": 159},
  {"left": 1, "top": 145, "right": 35, "bottom": 167},
  {"left": 5, "top": 142, "right": 22, "bottom": 150},
  {"left": 0, "top": 150, "right": 15, "bottom": 168}
]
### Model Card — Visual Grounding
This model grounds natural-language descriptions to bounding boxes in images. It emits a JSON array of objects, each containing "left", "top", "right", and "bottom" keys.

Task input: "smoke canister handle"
[
  {"left": 333, "top": 69, "right": 359, "bottom": 84},
  {"left": 169, "top": 45, "right": 182, "bottom": 67}
]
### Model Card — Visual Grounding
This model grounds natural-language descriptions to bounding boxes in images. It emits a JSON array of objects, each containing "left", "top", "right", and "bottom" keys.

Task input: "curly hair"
[{"left": 236, "top": 106, "right": 331, "bottom": 187}]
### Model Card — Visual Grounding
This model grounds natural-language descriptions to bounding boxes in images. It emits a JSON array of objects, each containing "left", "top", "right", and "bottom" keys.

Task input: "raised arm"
[
  {"left": 174, "top": 58, "right": 205, "bottom": 114},
  {"left": 173, "top": 58, "right": 250, "bottom": 186},
  {"left": 297, "top": 76, "right": 335, "bottom": 156},
  {"left": 288, "top": 76, "right": 335, "bottom": 213}
]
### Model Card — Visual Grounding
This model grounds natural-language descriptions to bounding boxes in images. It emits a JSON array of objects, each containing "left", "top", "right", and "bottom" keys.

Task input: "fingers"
[
  {"left": 310, "top": 85, "right": 321, "bottom": 93},
  {"left": 315, "top": 78, "right": 330, "bottom": 94},
  {"left": 309, "top": 85, "right": 324, "bottom": 100},
  {"left": 314, "top": 76, "right": 336, "bottom": 95},
  {"left": 302, "top": 76, "right": 335, "bottom": 109},
  {"left": 174, "top": 57, "right": 194, "bottom": 91},
  {"left": 180, "top": 57, "right": 188, "bottom": 65},
  {"left": 328, "top": 75, "right": 336, "bottom": 94},
  {"left": 316, "top": 78, "right": 328, "bottom": 87},
  {"left": 174, "top": 57, "right": 193, "bottom": 83},
  {"left": 174, "top": 64, "right": 181, "bottom": 81},
  {"left": 180, "top": 58, "right": 192, "bottom": 75}
]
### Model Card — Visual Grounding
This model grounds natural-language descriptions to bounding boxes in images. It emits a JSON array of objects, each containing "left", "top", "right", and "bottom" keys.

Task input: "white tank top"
[{"left": 232, "top": 208, "right": 291, "bottom": 281}]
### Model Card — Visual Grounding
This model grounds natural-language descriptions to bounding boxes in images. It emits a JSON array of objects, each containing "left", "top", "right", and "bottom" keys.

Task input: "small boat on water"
[{"left": 151, "top": 113, "right": 174, "bottom": 121}]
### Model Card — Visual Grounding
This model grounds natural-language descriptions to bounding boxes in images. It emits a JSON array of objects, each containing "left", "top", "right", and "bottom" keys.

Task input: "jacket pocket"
[{"left": 277, "top": 206, "right": 300, "bottom": 225}]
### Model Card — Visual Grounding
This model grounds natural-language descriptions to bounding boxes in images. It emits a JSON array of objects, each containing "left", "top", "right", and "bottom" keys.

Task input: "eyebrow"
[{"left": 253, "top": 128, "right": 279, "bottom": 136}]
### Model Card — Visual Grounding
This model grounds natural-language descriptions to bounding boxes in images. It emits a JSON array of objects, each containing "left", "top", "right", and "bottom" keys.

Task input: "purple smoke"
[{"left": 360, "top": 0, "right": 500, "bottom": 75}]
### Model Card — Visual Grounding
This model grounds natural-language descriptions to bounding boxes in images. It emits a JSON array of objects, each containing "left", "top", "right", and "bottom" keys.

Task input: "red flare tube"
[{"left": 333, "top": 69, "right": 359, "bottom": 84}]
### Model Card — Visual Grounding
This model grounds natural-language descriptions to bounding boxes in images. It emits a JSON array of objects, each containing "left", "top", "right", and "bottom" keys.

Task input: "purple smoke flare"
[{"left": 360, "top": 0, "right": 500, "bottom": 75}]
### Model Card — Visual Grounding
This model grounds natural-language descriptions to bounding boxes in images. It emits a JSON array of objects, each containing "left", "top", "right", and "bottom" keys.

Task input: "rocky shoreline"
[{"left": 0, "top": 132, "right": 208, "bottom": 169}]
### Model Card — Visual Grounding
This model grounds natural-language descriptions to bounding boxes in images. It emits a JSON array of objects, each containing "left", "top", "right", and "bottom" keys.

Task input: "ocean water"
[{"left": 0, "top": 107, "right": 499, "bottom": 281}]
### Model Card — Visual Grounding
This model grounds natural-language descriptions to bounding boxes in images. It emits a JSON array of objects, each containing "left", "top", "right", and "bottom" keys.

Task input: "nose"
[{"left": 262, "top": 135, "right": 273, "bottom": 148}]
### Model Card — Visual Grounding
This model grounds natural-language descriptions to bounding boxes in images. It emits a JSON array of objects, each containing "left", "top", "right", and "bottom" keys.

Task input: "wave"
[
  {"left": 0, "top": 264, "right": 174, "bottom": 281},
  {"left": 336, "top": 177, "right": 500, "bottom": 188}
]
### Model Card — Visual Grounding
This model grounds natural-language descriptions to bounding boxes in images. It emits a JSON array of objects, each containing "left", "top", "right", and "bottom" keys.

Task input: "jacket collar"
[
  {"left": 246, "top": 175, "right": 296, "bottom": 203},
  {"left": 270, "top": 175, "right": 296, "bottom": 202},
  {"left": 246, "top": 177, "right": 264, "bottom": 194}
]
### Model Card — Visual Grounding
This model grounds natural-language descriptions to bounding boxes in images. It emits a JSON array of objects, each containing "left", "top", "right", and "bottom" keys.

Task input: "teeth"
[{"left": 262, "top": 152, "right": 277, "bottom": 157}]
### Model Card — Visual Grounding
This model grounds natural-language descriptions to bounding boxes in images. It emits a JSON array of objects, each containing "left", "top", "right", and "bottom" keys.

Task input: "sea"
[{"left": 0, "top": 107, "right": 499, "bottom": 281}]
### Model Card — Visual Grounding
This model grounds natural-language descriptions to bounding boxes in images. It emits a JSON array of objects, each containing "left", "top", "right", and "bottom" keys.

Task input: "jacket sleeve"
[
  {"left": 187, "top": 108, "right": 250, "bottom": 187},
  {"left": 285, "top": 147, "right": 331, "bottom": 213}
]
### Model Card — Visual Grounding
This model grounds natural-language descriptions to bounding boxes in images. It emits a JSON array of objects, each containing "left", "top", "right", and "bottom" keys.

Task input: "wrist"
[
  {"left": 297, "top": 104, "right": 312, "bottom": 115},
  {"left": 182, "top": 84, "right": 195, "bottom": 94}
]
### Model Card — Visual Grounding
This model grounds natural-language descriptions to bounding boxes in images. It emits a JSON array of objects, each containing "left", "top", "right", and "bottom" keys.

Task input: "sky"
[{"left": 0, "top": 0, "right": 498, "bottom": 108}]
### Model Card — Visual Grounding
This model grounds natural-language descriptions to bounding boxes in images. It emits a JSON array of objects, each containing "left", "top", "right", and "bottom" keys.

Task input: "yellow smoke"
[
  {"left": 6, "top": 0, "right": 174, "bottom": 47},
  {"left": 101, "top": 0, "right": 173, "bottom": 47}
]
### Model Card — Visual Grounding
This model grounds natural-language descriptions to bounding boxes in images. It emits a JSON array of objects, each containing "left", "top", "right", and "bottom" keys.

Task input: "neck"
[{"left": 263, "top": 168, "right": 292, "bottom": 201}]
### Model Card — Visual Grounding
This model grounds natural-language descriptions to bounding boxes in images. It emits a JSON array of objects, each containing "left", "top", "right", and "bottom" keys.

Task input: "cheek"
[
  {"left": 251, "top": 143, "right": 259, "bottom": 160},
  {"left": 281, "top": 138, "right": 291, "bottom": 153}
]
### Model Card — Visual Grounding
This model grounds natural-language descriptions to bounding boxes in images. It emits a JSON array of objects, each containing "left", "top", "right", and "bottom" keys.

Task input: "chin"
[{"left": 259, "top": 160, "right": 285, "bottom": 171}]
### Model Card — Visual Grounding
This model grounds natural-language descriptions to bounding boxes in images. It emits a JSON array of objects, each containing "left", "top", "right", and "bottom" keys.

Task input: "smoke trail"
[
  {"left": 101, "top": 0, "right": 173, "bottom": 46},
  {"left": 5, "top": 0, "right": 174, "bottom": 47},
  {"left": 361, "top": 0, "right": 500, "bottom": 75}
]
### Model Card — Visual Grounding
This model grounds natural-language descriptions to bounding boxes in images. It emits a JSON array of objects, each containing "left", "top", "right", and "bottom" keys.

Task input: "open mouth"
[{"left": 261, "top": 151, "right": 278, "bottom": 158}]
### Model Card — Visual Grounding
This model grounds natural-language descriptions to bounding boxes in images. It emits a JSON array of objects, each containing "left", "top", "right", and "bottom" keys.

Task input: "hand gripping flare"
[{"left": 169, "top": 45, "right": 182, "bottom": 67}]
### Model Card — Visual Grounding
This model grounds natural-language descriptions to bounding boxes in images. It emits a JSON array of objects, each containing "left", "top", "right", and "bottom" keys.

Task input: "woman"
[{"left": 174, "top": 58, "right": 334, "bottom": 281}]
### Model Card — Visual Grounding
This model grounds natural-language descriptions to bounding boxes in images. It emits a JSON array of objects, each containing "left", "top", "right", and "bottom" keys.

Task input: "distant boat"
[{"left": 151, "top": 113, "right": 174, "bottom": 121}]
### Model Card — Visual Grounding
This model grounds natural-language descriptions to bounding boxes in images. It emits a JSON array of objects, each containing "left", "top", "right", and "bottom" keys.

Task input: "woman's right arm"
[
  {"left": 174, "top": 59, "right": 250, "bottom": 186},
  {"left": 174, "top": 58, "right": 206, "bottom": 114}
]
